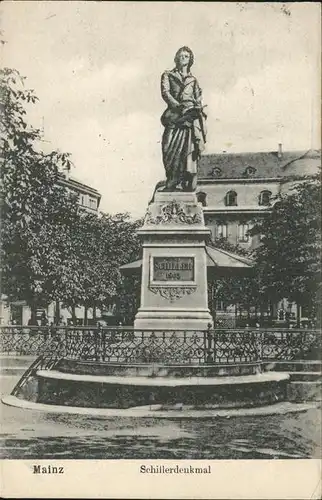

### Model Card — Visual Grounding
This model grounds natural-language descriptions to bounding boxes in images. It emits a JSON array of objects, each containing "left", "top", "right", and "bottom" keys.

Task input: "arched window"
[
  {"left": 258, "top": 190, "right": 272, "bottom": 206},
  {"left": 225, "top": 190, "right": 237, "bottom": 206}
]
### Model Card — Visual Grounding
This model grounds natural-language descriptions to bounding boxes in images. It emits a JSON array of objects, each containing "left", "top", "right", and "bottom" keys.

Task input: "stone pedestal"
[{"left": 134, "top": 192, "right": 213, "bottom": 330}]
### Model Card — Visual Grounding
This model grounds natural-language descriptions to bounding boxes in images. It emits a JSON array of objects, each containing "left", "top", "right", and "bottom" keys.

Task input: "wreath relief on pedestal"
[
  {"left": 149, "top": 286, "right": 197, "bottom": 303},
  {"left": 146, "top": 200, "right": 202, "bottom": 225}
]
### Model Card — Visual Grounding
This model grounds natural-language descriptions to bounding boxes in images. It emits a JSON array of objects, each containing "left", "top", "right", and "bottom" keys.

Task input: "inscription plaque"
[{"left": 152, "top": 256, "right": 195, "bottom": 282}]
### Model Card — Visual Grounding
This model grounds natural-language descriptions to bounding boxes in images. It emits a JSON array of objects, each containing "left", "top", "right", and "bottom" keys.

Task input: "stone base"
[
  {"left": 8, "top": 356, "right": 290, "bottom": 410},
  {"left": 134, "top": 308, "right": 213, "bottom": 330},
  {"left": 14, "top": 368, "right": 289, "bottom": 410},
  {"left": 134, "top": 191, "right": 213, "bottom": 330}
]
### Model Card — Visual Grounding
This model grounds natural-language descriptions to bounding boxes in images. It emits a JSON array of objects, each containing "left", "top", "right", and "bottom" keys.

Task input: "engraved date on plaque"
[{"left": 152, "top": 257, "right": 194, "bottom": 282}]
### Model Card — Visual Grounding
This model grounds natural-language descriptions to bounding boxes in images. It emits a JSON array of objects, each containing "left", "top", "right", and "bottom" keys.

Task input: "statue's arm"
[
  {"left": 161, "top": 72, "right": 180, "bottom": 109},
  {"left": 194, "top": 79, "right": 203, "bottom": 106}
]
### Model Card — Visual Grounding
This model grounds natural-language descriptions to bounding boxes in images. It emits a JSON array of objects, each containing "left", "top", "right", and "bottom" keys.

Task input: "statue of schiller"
[{"left": 160, "top": 46, "right": 207, "bottom": 192}]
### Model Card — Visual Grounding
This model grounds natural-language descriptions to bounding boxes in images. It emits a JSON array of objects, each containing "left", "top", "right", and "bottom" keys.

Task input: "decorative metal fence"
[
  {"left": 0, "top": 325, "right": 320, "bottom": 365},
  {"left": 0, "top": 326, "right": 56, "bottom": 357}
]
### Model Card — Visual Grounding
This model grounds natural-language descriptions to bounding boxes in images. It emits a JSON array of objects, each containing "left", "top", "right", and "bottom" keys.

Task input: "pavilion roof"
[{"left": 120, "top": 246, "right": 253, "bottom": 276}]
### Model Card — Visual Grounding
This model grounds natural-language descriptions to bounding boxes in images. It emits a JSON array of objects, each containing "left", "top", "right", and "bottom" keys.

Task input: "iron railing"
[{"left": 0, "top": 325, "right": 320, "bottom": 365}]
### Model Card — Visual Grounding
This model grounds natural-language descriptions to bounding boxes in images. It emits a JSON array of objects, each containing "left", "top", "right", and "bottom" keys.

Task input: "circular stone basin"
[{"left": 17, "top": 368, "right": 289, "bottom": 410}]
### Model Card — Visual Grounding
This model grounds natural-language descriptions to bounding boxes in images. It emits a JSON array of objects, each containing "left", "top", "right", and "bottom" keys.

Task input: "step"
[
  {"left": 287, "top": 381, "right": 322, "bottom": 402},
  {"left": 2, "top": 394, "right": 319, "bottom": 418},
  {"left": 0, "top": 355, "right": 37, "bottom": 367},
  {"left": 36, "top": 369, "right": 290, "bottom": 386},
  {"left": 264, "top": 360, "right": 321, "bottom": 373},
  {"left": 289, "top": 371, "right": 322, "bottom": 382},
  {"left": 0, "top": 367, "right": 28, "bottom": 376}
]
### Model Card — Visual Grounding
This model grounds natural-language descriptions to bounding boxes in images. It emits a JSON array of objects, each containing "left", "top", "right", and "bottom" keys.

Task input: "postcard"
[{"left": 0, "top": 1, "right": 321, "bottom": 498}]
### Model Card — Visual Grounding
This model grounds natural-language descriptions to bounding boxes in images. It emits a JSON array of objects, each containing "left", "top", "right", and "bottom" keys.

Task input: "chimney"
[
  {"left": 62, "top": 166, "right": 70, "bottom": 180},
  {"left": 278, "top": 143, "right": 283, "bottom": 159}
]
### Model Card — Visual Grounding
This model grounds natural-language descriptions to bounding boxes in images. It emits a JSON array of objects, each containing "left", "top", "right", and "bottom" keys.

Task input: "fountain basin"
[{"left": 19, "top": 368, "right": 290, "bottom": 409}]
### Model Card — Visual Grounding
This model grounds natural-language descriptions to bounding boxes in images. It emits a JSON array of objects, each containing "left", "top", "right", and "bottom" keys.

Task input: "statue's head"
[{"left": 174, "top": 46, "right": 194, "bottom": 70}]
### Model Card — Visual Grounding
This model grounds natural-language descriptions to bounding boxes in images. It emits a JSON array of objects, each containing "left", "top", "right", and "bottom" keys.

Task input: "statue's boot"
[
  {"left": 164, "top": 177, "right": 180, "bottom": 191},
  {"left": 181, "top": 172, "right": 197, "bottom": 192}
]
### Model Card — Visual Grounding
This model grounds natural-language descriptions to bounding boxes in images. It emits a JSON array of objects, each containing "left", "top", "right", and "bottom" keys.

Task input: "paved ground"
[{"left": 1, "top": 358, "right": 321, "bottom": 459}]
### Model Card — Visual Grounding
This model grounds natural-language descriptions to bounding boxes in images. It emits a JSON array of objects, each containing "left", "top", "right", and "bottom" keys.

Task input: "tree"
[
  {"left": 45, "top": 211, "right": 142, "bottom": 324},
  {"left": 0, "top": 66, "right": 79, "bottom": 320},
  {"left": 207, "top": 238, "right": 261, "bottom": 325},
  {"left": 1, "top": 64, "right": 143, "bottom": 325},
  {"left": 249, "top": 174, "right": 321, "bottom": 325},
  {"left": 77, "top": 212, "right": 142, "bottom": 323}
]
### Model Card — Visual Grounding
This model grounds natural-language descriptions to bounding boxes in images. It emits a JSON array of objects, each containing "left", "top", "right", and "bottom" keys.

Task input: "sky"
[{"left": 1, "top": 1, "right": 321, "bottom": 217}]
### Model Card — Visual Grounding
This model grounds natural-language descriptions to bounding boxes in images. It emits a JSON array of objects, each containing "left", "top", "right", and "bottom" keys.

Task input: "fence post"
[
  {"left": 101, "top": 328, "right": 106, "bottom": 362},
  {"left": 63, "top": 327, "right": 68, "bottom": 357},
  {"left": 96, "top": 325, "right": 103, "bottom": 362},
  {"left": 206, "top": 325, "right": 213, "bottom": 364},
  {"left": 258, "top": 329, "right": 263, "bottom": 362}
]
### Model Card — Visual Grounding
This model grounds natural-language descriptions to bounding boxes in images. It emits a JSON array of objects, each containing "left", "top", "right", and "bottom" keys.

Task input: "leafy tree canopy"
[
  {"left": 1, "top": 65, "right": 142, "bottom": 321},
  {"left": 208, "top": 237, "right": 258, "bottom": 309},
  {"left": 1, "top": 66, "right": 78, "bottom": 308},
  {"left": 249, "top": 174, "right": 321, "bottom": 314}
]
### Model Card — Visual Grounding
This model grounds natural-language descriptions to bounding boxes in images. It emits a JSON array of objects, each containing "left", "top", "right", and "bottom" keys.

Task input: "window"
[
  {"left": 258, "top": 190, "right": 272, "bottom": 206},
  {"left": 212, "top": 167, "right": 222, "bottom": 177},
  {"left": 225, "top": 191, "right": 237, "bottom": 206},
  {"left": 278, "top": 309, "right": 286, "bottom": 321},
  {"left": 10, "top": 305, "right": 23, "bottom": 325},
  {"left": 79, "top": 194, "right": 85, "bottom": 206},
  {"left": 89, "top": 197, "right": 97, "bottom": 209},
  {"left": 238, "top": 224, "right": 249, "bottom": 242},
  {"left": 216, "top": 301, "right": 227, "bottom": 312},
  {"left": 217, "top": 223, "right": 228, "bottom": 239},
  {"left": 244, "top": 166, "right": 256, "bottom": 177}
]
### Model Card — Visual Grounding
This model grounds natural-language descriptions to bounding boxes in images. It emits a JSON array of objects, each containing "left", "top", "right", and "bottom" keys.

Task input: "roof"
[
  {"left": 198, "top": 149, "right": 321, "bottom": 180},
  {"left": 120, "top": 246, "right": 253, "bottom": 276},
  {"left": 119, "top": 260, "right": 142, "bottom": 274},
  {"left": 205, "top": 246, "right": 253, "bottom": 268},
  {"left": 57, "top": 173, "right": 101, "bottom": 198}
]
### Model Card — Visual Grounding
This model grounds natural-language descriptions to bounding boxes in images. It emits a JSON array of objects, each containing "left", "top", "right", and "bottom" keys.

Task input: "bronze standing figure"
[{"left": 161, "top": 46, "right": 207, "bottom": 192}]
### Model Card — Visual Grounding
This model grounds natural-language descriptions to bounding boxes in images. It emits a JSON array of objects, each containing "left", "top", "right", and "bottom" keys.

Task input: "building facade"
[
  {"left": 57, "top": 171, "right": 101, "bottom": 213},
  {"left": 197, "top": 147, "right": 320, "bottom": 249},
  {"left": 197, "top": 146, "right": 321, "bottom": 325}
]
